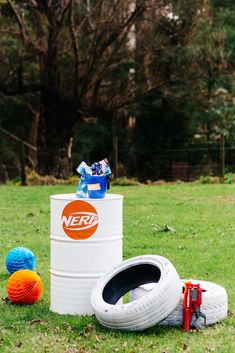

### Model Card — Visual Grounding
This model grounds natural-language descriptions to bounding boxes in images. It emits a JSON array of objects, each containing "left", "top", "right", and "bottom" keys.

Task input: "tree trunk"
[
  {"left": 113, "top": 135, "right": 118, "bottom": 179},
  {"left": 28, "top": 111, "right": 40, "bottom": 168},
  {"left": 37, "top": 27, "right": 75, "bottom": 178},
  {"left": 37, "top": 96, "right": 74, "bottom": 178},
  {"left": 20, "top": 142, "right": 27, "bottom": 186},
  {"left": 220, "top": 133, "right": 225, "bottom": 181}
]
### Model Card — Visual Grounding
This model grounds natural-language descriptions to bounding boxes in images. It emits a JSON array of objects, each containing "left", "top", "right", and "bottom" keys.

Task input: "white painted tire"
[
  {"left": 90, "top": 255, "right": 182, "bottom": 331},
  {"left": 131, "top": 279, "right": 228, "bottom": 326}
]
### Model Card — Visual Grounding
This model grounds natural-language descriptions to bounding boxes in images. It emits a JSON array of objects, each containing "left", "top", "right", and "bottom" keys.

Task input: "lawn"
[{"left": 0, "top": 183, "right": 234, "bottom": 353}]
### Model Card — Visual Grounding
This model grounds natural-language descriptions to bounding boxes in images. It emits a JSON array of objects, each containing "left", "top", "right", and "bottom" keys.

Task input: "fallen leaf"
[
  {"left": 1, "top": 297, "right": 10, "bottom": 303},
  {"left": 27, "top": 319, "right": 46, "bottom": 325}
]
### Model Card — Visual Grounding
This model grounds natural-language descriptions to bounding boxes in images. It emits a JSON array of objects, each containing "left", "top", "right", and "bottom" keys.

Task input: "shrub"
[
  {"left": 223, "top": 173, "right": 235, "bottom": 184},
  {"left": 199, "top": 175, "right": 221, "bottom": 184},
  {"left": 111, "top": 177, "right": 142, "bottom": 186},
  {"left": 27, "top": 170, "right": 65, "bottom": 185}
]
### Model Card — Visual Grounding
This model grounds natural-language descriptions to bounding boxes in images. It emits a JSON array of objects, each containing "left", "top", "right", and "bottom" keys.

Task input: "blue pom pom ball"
[{"left": 5, "top": 247, "right": 36, "bottom": 274}]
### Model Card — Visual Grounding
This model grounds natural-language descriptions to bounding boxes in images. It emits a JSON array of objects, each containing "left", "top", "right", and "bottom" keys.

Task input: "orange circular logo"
[{"left": 61, "top": 200, "right": 99, "bottom": 240}]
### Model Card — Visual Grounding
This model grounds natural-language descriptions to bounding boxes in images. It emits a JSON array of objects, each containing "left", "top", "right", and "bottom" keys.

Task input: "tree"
[
  {"left": 129, "top": 0, "right": 209, "bottom": 179},
  {"left": 1, "top": 0, "right": 235, "bottom": 180},
  {"left": 0, "top": 0, "right": 152, "bottom": 177}
]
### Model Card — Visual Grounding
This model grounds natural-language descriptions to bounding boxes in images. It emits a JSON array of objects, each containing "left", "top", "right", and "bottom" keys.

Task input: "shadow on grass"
[
  {"left": 0, "top": 272, "right": 9, "bottom": 281},
  {"left": 91, "top": 318, "right": 181, "bottom": 338}
]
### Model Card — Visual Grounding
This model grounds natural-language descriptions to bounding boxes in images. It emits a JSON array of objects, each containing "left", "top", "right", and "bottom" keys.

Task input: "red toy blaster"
[{"left": 183, "top": 281, "right": 206, "bottom": 331}]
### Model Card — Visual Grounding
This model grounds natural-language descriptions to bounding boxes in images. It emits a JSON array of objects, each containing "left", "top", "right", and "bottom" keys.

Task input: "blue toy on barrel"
[
  {"left": 86, "top": 174, "right": 108, "bottom": 199},
  {"left": 5, "top": 247, "right": 36, "bottom": 274},
  {"left": 76, "top": 159, "right": 111, "bottom": 199}
]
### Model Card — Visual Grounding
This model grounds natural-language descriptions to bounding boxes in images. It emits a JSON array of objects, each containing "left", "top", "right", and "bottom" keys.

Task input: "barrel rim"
[{"left": 50, "top": 193, "right": 123, "bottom": 201}]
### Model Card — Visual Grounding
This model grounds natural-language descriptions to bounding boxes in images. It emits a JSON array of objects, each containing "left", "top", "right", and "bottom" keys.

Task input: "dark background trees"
[{"left": 1, "top": 0, "right": 235, "bottom": 182}]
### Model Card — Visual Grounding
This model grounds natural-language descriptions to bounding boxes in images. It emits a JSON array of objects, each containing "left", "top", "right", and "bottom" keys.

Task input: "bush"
[
  {"left": 111, "top": 177, "right": 142, "bottom": 186},
  {"left": 199, "top": 174, "right": 235, "bottom": 184},
  {"left": 198, "top": 175, "right": 221, "bottom": 184},
  {"left": 223, "top": 173, "right": 235, "bottom": 184},
  {"left": 66, "top": 175, "right": 79, "bottom": 185},
  {"left": 27, "top": 170, "right": 66, "bottom": 185}
]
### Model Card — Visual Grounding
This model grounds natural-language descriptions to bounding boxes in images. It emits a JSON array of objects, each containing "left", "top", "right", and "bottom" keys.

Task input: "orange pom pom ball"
[{"left": 6, "top": 269, "right": 43, "bottom": 304}]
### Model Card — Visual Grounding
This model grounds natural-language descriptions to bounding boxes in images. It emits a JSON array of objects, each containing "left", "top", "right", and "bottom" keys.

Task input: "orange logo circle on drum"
[{"left": 61, "top": 200, "right": 99, "bottom": 240}]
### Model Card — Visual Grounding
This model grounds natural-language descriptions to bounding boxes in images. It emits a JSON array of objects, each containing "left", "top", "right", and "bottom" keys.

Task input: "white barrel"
[{"left": 50, "top": 193, "right": 123, "bottom": 315}]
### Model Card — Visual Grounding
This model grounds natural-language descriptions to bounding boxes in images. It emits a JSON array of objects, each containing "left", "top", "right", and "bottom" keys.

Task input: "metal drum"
[{"left": 50, "top": 193, "right": 123, "bottom": 315}]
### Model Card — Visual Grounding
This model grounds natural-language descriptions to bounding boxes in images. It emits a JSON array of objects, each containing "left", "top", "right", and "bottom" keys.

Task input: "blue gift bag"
[{"left": 86, "top": 175, "right": 107, "bottom": 199}]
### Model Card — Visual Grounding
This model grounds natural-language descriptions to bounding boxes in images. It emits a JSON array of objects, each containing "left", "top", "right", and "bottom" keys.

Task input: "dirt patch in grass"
[{"left": 212, "top": 196, "right": 235, "bottom": 203}]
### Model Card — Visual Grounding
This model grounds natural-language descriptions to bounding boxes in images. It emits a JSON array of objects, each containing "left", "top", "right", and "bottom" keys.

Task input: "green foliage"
[
  {"left": 198, "top": 175, "right": 221, "bottom": 184},
  {"left": 198, "top": 173, "right": 235, "bottom": 184},
  {"left": 130, "top": 93, "right": 189, "bottom": 180},
  {"left": 72, "top": 121, "right": 113, "bottom": 169},
  {"left": 223, "top": 172, "right": 235, "bottom": 184},
  {"left": 72, "top": 118, "right": 130, "bottom": 175}
]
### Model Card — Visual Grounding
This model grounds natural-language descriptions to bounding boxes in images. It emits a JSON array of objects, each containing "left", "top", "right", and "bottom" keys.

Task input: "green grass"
[{"left": 0, "top": 184, "right": 234, "bottom": 353}]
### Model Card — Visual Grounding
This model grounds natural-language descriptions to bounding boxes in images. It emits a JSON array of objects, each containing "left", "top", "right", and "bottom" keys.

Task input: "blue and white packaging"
[{"left": 76, "top": 159, "right": 111, "bottom": 198}]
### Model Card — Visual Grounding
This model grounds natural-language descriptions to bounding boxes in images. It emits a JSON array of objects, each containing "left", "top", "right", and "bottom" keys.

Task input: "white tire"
[
  {"left": 90, "top": 255, "right": 182, "bottom": 331},
  {"left": 131, "top": 279, "right": 228, "bottom": 326}
]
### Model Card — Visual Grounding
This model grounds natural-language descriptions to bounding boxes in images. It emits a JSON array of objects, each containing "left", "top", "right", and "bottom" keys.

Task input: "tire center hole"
[{"left": 102, "top": 264, "right": 161, "bottom": 305}]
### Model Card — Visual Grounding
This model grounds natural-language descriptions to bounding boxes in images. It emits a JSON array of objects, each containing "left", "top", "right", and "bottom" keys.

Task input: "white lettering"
[
  {"left": 78, "top": 216, "right": 90, "bottom": 225},
  {"left": 70, "top": 216, "right": 80, "bottom": 226},
  {"left": 62, "top": 215, "right": 73, "bottom": 227},
  {"left": 62, "top": 212, "right": 99, "bottom": 230},
  {"left": 89, "top": 215, "right": 98, "bottom": 225}
]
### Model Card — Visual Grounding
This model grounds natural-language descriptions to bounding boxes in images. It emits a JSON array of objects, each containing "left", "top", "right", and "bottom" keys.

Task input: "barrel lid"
[{"left": 50, "top": 193, "right": 123, "bottom": 201}]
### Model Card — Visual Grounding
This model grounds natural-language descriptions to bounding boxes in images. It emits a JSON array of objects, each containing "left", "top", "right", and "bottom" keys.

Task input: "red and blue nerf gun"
[{"left": 183, "top": 281, "right": 206, "bottom": 331}]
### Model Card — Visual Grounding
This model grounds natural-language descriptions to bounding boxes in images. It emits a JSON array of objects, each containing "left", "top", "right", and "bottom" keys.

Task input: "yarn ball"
[
  {"left": 6, "top": 269, "right": 43, "bottom": 304},
  {"left": 5, "top": 247, "right": 35, "bottom": 274}
]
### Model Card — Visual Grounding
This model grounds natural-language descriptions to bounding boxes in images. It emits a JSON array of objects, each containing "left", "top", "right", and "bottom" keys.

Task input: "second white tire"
[{"left": 131, "top": 279, "right": 228, "bottom": 326}]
